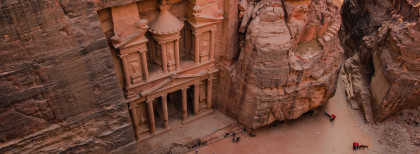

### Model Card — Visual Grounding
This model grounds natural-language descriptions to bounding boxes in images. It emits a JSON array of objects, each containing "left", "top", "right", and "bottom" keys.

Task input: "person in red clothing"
[
  {"left": 353, "top": 142, "right": 368, "bottom": 150},
  {"left": 353, "top": 142, "right": 359, "bottom": 150},
  {"left": 330, "top": 114, "right": 336, "bottom": 121},
  {"left": 324, "top": 112, "right": 336, "bottom": 121}
]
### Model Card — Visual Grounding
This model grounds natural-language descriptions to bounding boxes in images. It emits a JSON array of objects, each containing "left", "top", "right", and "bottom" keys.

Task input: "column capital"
[
  {"left": 158, "top": 41, "right": 167, "bottom": 45},
  {"left": 146, "top": 99, "right": 155, "bottom": 103},
  {"left": 161, "top": 94, "right": 168, "bottom": 99},
  {"left": 194, "top": 82, "right": 201, "bottom": 86},
  {"left": 119, "top": 54, "right": 129, "bottom": 58},
  {"left": 139, "top": 49, "right": 147, "bottom": 54},
  {"left": 181, "top": 87, "right": 189, "bottom": 91},
  {"left": 128, "top": 103, "right": 139, "bottom": 109},
  {"left": 192, "top": 32, "right": 202, "bottom": 35}
]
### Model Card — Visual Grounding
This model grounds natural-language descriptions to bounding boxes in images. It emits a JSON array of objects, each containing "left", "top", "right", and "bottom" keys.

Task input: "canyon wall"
[
  {"left": 0, "top": 0, "right": 239, "bottom": 153},
  {"left": 340, "top": 0, "right": 420, "bottom": 121},
  {"left": 215, "top": 0, "right": 344, "bottom": 128},
  {"left": 0, "top": 0, "right": 145, "bottom": 153}
]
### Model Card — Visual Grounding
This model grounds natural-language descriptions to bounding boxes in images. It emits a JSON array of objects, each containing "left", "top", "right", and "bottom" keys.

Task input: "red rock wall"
[
  {"left": 0, "top": 0, "right": 148, "bottom": 153},
  {"left": 0, "top": 0, "right": 239, "bottom": 152},
  {"left": 340, "top": 0, "right": 420, "bottom": 121},
  {"left": 215, "top": 0, "right": 344, "bottom": 129}
]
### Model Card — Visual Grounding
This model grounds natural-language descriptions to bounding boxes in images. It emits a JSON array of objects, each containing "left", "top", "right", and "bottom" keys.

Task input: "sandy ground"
[{"left": 188, "top": 79, "right": 420, "bottom": 154}]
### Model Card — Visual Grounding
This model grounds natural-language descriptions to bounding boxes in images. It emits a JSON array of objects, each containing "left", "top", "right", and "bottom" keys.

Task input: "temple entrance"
[{"left": 154, "top": 89, "right": 193, "bottom": 131}]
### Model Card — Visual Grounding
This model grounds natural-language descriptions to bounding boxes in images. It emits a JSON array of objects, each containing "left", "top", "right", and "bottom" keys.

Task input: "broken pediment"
[{"left": 111, "top": 3, "right": 149, "bottom": 49}]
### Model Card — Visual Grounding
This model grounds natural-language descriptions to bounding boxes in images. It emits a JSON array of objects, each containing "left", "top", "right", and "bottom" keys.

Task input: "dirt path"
[{"left": 188, "top": 80, "right": 374, "bottom": 154}]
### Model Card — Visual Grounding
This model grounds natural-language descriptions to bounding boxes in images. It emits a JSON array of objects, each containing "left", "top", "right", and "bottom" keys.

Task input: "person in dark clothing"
[
  {"left": 249, "top": 133, "right": 256, "bottom": 137},
  {"left": 236, "top": 137, "right": 240, "bottom": 142},
  {"left": 324, "top": 112, "right": 332, "bottom": 119},
  {"left": 359, "top": 145, "right": 368, "bottom": 149},
  {"left": 224, "top": 133, "right": 230, "bottom": 137},
  {"left": 232, "top": 132, "right": 236, "bottom": 142}
]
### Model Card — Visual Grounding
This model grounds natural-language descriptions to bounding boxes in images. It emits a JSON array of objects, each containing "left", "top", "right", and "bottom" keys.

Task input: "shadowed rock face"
[
  {"left": 216, "top": 0, "right": 344, "bottom": 128},
  {"left": 0, "top": 0, "right": 144, "bottom": 153},
  {"left": 340, "top": 0, "right": 420, "bottom": 121}
]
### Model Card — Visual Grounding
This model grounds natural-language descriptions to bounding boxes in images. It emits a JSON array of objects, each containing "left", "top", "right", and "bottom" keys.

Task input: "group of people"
[
  {"left": 223, "top": 129, "right": 257, "bottom": 144},
  {"left": 324, "top": 111, "right": 368, "bottom": 150},
  {"left": 353, "top": 142, "right": 368, "bottom": 150}
]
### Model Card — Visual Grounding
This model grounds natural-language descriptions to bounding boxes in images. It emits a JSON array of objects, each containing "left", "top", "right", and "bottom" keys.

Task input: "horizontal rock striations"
[
  {"left": 0, "top": 0, "right": 141, "bottom": 153},
  {"left": 340, "top": 0, "right": 420, "bottom": 121},
  {"left": 216, "top": 0, "right": 344, "bottom": 128}
]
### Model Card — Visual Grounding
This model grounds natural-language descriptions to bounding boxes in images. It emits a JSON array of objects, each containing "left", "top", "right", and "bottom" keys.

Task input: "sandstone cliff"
[
  {"left": 340, "top": 0, "right": 420, "bottom": 121},
  {"left": 0, "top": 0, "right": 147, "bottom": 153},
  {"left": 215, "top": 0, "right": 344, "bottom": 128}
]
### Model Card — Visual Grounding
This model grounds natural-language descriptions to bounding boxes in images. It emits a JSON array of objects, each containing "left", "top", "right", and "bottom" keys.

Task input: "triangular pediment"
[
  {"left": 121, "top": 33, "right": 148, "bottom": 49},
  {"left": 113, "top": 30, "right": 148, "bottom": 49}
]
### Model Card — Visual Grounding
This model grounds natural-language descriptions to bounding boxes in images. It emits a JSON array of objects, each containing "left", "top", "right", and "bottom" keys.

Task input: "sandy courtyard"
[{"left": 188, "top": 78, "right": 420, "bottom": 154}]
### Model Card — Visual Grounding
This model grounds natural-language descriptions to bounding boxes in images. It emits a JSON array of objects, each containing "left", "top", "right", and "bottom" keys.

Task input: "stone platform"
[{"left": 112, "top": 110, "right": 237, "bottom": 154}]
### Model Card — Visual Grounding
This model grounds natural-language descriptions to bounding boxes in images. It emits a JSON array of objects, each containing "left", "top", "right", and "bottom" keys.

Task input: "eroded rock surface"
[
  {"left": 216, "top": 0, "right": 344, "bottom": 128},
  {"left": 340, "top": 0, "right": 420, "bottom": 121},
  {"left": 0, "top": 0, "right": 141, "bottom": 153}
]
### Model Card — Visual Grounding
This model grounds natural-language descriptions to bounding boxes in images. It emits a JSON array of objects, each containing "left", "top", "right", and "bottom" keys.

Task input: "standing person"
[{"left": 232, "top": 132, "right": 236, "bottom": 142}]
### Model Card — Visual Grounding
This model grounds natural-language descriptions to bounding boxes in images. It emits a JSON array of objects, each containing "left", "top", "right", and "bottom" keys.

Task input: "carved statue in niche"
[
  {"left": 129, "top": 60, "right": 141, "bottom": 74},
  {"left": 166, "top": 42, "right": 175, "bottom": 63},
  {"left": 200, "top": 32, "right": 210, "bottom": 58}
]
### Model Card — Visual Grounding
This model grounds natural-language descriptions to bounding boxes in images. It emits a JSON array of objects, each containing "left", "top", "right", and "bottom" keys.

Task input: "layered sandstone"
[
  {"left": 340, "top": 0, "right": 420, "bottom": 121},
  {"left": 0, "top": 0, "right": 146, "bottom": 153},
  {"left": 0, "top": 0, "right": 239, "bottom": 153},
  {"left": 215, "top": 0, "right": 344, "bottom": 128}
]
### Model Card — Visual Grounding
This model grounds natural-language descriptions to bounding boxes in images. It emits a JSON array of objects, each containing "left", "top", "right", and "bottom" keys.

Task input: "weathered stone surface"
[
  {"left": 215, "top": 0, "right": 343, "bottom": 128},
  {"left": 0, "top": 0, "right": 135, "bottom": 152},
  {"left": 340, "top": 0, "right": 420, "bottom": 121},
  {"left": 1, "top": 0, "right": 238, "bottom": 153}
]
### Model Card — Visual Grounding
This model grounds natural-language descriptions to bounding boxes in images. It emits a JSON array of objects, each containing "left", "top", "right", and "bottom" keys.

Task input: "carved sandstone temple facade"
[{"left": 99, "top": 0, "right": 223, "bottom": 141}]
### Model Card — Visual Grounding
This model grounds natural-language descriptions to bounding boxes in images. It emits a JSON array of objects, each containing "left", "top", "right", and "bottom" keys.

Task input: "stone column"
[
  {"left": 120, "top": 54, "right": 131, "bottom": 87},
  {"left": 139, "top": 50, "right": 149, "bottom": 81},
  {"left": 161, "top": 94, "right": 169, "bottom": 129},
  {"left": 193, "top": 83, "right": 200, "bottom": 115},
  {"left": 194, "top": 33, "right": 200, "bottom": 64},
  {"left": 129, "top": 103, "right": 141, "bottom": 140},
  {"left": 210, "top": 30, "right": 215, "bottom": 61},
  {"left": 175, "top": 38, "right": 180, "bottom": 70},
  {"left": 146, "top": 99, "right": 156, "bottom": 133},
  {"left": 181, "top": 88, "right": 188, "bottom": 120},
  {"left": 206, "top": 78, "right": 213, "bottom": 109},
  {"left": 160, "top": 42, "right": 168, "bottom": 73}
]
